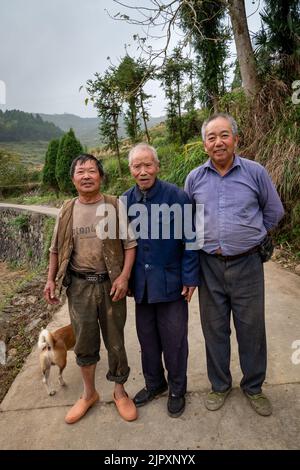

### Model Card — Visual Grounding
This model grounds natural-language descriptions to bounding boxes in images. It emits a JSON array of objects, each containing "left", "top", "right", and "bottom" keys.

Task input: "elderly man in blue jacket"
[{"left": 122, "top": 143, "right": 199, "bottom": 418}]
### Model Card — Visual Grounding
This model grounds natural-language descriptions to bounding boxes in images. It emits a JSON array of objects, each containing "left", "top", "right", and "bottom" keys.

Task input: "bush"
[
  {"left": 55, "top": 129, "right": 83, "bottom": 194},
  {"left": 164, "top": 145, "right": 207, "bottom": 187}
]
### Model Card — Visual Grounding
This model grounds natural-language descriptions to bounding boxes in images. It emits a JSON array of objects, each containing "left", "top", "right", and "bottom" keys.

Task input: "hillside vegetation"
[{"left": 0, "top": 110, "right": 63, "bottom": 142}]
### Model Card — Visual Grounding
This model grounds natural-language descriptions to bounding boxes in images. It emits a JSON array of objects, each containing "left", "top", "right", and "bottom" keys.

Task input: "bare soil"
[{"left": 0, "top": 262, "right": 63, "bottom": 403}]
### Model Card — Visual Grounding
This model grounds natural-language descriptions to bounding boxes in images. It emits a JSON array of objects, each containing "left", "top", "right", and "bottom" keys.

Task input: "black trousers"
[
  {"left": 135, "top": 297, "right": 188, "bottom": 397},
  {"left": 199, "top": 251, "right": 266, "bottom": 395}
]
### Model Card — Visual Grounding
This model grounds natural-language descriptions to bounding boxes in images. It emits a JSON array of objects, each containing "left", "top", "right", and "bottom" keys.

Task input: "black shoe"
[
  {"left": 167, "top": 395, "right": 185, "bottom": 418},
  {"left": 133, "top": 384, "right": 168, "bottom": 407}
]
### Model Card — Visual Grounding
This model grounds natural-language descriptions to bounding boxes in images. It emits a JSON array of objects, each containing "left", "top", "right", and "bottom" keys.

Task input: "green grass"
[{"left": 0, "top": 141, "right": 49, "bottom": 166}]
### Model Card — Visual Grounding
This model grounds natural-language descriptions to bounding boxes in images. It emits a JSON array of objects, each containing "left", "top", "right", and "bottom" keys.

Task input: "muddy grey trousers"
[{"left": 67, "top": 274, "right": 130, "bottom": 384}]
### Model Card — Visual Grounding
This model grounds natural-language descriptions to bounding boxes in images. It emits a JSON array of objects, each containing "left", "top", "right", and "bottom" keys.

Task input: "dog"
[{"left": 38, "top": 324, "right": 75, "bottom": 396}]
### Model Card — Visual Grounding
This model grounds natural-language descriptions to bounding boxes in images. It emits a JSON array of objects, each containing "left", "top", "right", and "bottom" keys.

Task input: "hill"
[
  {"left": 0, "top": 110, "right": 63, "bottom": 142},
  {"left": 40, "top": 113, "right": 165, "bottom": 147}
]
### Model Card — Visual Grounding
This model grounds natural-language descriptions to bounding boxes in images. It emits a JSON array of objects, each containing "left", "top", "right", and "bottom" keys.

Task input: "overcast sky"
[{"left": 0, "top": 0, "right": 263, "bottom": 118}]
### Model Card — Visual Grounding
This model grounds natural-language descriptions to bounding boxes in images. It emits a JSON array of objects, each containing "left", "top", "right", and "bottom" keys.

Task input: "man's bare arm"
[{"left": 44, "top": 252, "right": 60, "bottom": 304}]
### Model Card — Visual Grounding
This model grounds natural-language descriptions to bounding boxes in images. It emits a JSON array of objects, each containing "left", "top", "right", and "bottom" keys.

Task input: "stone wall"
[{"left": 0, "top": 208, "right": 55, "bottom": 267}]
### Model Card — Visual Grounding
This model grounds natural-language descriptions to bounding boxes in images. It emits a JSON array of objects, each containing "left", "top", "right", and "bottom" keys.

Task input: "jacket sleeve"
[{"left": 181, "top": 192, "right": 200, "bottom": 286}]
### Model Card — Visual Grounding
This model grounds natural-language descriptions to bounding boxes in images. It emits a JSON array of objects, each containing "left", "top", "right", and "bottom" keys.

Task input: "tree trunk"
[
  {"left": 227, "top": 0, "right": 260, "bottom": 97},
  {"left": 140, "top": 93, "right": 151, "bottom": 143},
  {"left": 212, "top": 95, "right": 219, "bottom": 113},
  {"left": 112, "top": 114, "right": 122, "bottom": 177},
  {"left": 176, "top": 77, "right": 184, "bottom": 144}
]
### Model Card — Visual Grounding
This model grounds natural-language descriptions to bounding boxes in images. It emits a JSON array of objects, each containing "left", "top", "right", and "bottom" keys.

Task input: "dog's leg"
[
  {"left": 58, "top": 367, "right": 66, "bottom": 387},
  {"left": 42, "top": 368, "right": 56, "bottom": 396},
  {"left": 58, "top": 351, "right": 67, "bottom": 387}
]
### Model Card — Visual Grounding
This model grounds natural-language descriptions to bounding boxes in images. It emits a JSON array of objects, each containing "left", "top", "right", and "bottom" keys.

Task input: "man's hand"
[
  {"left": 110, "top": 275, "right": 128, "bottom": 302},
  {"left": 44, "top": 280, "right": 60, "bottom": 305},
  {"left": 181, "top": 286, "right": 196, "bottom": 303}
]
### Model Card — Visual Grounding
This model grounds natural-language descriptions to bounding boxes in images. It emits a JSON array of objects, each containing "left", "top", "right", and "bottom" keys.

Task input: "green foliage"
[
  {"left": 55, "top": 129, "right": 83, "bottom": 194},
  {"left": 0, "top": 150, "right": 29, "bottom": 186},
  {"left": 0, "top": 141, "right": 50, "bottom": 166},
  {"left": 42, "top": 139, "right": 59, "bottom": 190},
  {"left": 102, "top": 156, "right": 133, "bottom": 195},
  {"left": 86, "top": 68, "right": 123, "bottom": 173},
  {"left": 0, "top": 110, "right": 63, "bottom": 142},
  {"left": 116, "top": 55, "right": 142, "bottom": 142},
  {"left": 7, "top": 191, "right": 65, "bottom": 207},
  {"left": 254, "top": 0, "right": 300, "bottom": 82},
  {"left": 41, "top": 217, "right": 56, "bottom": 267},
  {"left": 116, "top": 55, "right": 154, "bottom": 144},
  {"left": 180, "top": 0, "right": 229, "bottom": 109},
  {"left": 10, "top": 214, "right": 29, "bottom": 231},
  {"left": 158, "top": 48, "right": 195, "bottom": 144},
  {"left": 162, "top": 145, "right": 207, "bottom": 187}
]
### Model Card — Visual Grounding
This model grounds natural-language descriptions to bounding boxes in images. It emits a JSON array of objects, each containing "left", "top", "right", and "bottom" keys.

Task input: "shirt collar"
[
  {"left": 134, "top": 178, "right": 161, "bottom": 202},
  {"left": 204, "top": 154, "right": 241, "bottom": 173}
]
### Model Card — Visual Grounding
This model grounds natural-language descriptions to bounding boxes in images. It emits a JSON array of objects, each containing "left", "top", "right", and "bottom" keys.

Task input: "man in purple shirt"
[{"left": 185, "top": 113, "right": 284, "bottom": 416}]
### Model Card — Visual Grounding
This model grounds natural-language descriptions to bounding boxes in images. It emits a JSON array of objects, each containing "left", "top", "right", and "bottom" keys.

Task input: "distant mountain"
[
  {"left": 40, "top": 113, "right": 165, "bottom": 147},
  {"left": 0, "top": 109, "right": 63, "bottom": 142},
  {"left": 39, "top": 113, "right": 99, "bottom": 147}
]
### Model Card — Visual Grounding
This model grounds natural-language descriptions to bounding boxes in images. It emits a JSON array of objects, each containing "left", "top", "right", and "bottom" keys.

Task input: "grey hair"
[
  {"left": 128, "top": 143, "right": 160, "bottom": 166},
  {"left": 201, "top": 113, "right": 238, "bottom": 141}
]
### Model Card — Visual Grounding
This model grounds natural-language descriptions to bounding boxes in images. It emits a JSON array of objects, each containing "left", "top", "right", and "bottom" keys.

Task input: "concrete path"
[
  {"left": 0, "top": 203, "right": 59, "bottom": 217},
  {"left": 0, "top": 261, "right": 299, "bottom": 450}
]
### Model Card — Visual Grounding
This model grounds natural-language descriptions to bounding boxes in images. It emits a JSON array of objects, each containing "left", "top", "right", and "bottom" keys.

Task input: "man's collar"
[
  {"left": 134, "top": 178, "right": 161, "bottom": 201},
  {"left": 204, "top": 154, "right": 241, "bottom": 172}
]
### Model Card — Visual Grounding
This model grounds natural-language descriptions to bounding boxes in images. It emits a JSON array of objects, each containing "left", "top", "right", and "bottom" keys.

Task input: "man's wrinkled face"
[
  {"left": 72, "top": 160, "right": 102, "bottom": 194},
  {"left": 130, "top": 150, "right": 160, "bottom": 190},
  {"left": 204, "top": 117, "right": 238, "bottom": 168}
]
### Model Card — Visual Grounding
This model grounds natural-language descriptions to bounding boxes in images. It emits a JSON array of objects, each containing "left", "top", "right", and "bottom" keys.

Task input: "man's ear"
[{"left": 234, "top": 135, "right": 239, "bottom": 149}]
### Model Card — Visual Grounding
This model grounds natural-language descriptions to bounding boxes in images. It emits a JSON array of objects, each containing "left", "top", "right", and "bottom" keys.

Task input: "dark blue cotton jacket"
[{"left": 122, "top": 178, "right": 199, "bottom": 304}]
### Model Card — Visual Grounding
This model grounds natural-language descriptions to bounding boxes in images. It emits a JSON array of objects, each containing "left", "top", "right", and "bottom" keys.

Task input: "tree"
[
  {"left": 0, "top": 150, "right": 29, "bottom": 186},
  {"left": 180, "top": 0, "right": 230, "bottom": 110},
  {"left": 42, "top": 139, "right": 60, "bottom": 193},
  {"left": 159, "top": 48, "right": 193, "bottom": 143},
  {"left": 86, "top": 69, "right": 123, "bottom": 176},
  {"left": 254, "top": 0, "right": 300, "bottom": 81},
  {"left": 115, "top": 55, "right": 154, "bottom": 143},
  {"left": 226, "top": 0, "right": 261, "bottom": 96},
  {"left": 116, "top": 55, "right": 141, "bottom": 143},
  {"left": 55, "top": 129, "right": 83, "bottom": 194},
  {"left": 0, "top": 109, "right": 63, "bottom": 142},
  {"left": 111, "top": 0, "right": 261, "bottom": 97}
]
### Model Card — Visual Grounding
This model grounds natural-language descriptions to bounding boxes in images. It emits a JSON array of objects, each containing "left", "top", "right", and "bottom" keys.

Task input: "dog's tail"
[{"left": 38, "top": 329, "right": 54, "bottom": 351}]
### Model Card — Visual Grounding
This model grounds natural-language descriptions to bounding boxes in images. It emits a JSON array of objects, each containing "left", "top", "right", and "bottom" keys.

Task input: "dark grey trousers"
[
  {"left": 136, "top": 297, "right": 188, "bottom": 397},
  {"left": 199, "top": 251, "right": 266, "bottom": 395}
]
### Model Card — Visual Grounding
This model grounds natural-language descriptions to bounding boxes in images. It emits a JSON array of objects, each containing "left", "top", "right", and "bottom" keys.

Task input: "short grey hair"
[
  {"left": 201, "top": 113, "right": 238, "bottom": 141},
  {"left": 128, "top": 143, "right": 160, "bottom": 166}
]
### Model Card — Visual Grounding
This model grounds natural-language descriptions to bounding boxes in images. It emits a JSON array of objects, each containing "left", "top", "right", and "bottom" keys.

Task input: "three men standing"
[{"left": 44, "top": 113, "right": 284, "bottom": 422}]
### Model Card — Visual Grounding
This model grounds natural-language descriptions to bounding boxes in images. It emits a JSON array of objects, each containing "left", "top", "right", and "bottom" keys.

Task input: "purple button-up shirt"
[{"left": 184, "top": 155, "right": 284, "bottom": 256}]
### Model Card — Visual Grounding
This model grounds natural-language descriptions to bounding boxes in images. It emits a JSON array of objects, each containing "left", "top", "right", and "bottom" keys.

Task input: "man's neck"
[
  {"left": 212, "top": 156, "right": 235, "bottom": 176},
  {"left": 78, "top": 192, "right": 103, "bottom": 204}
]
